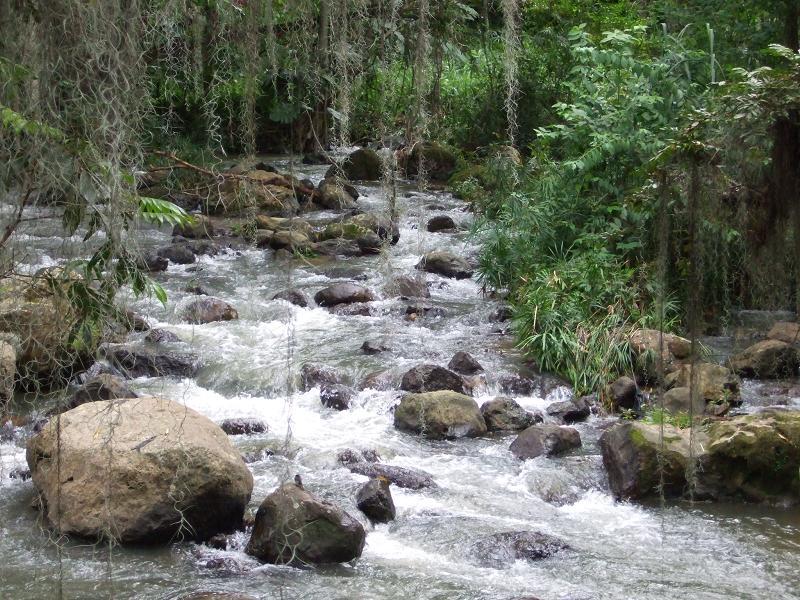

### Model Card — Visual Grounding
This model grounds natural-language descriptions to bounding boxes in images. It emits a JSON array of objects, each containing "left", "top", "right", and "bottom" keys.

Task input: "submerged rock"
[
  {"left": 27, "top": 397, "right": 253, "bottom": 543},
  {"left": 345, "top": 461, "right": 437, "bottom": 490},
  {"left": 356, "top": 477, "right": 396, "bottom": 524},
  {"left": 144, "top": 328, "right": 182, "bottom": 344},
  {"left": 320, "top": 383, "right": 355, "bottom": 410},
  {"left": 361, "top": 339, "right": 389, "bottom": 355},
  {"left": 300, "top": 363, "right": 344, "bottom": 391},
  {"left": 600, "top": 411, "right": 800, "bottom": 504},
  {"left": 400, "top": 364, "right": 468, "bottom": 395},
  {"left": 394, "top": 390, "right": 486, "bottom": 439},
  {"left": 416, "top": 251, "right": 473, "bottom": 279},
  {"left": 314, "top": 283, "right": 375, "bottom": 307},
  {"left": 471, "top": 531, "right": 570, "bottom": 568},
  {"left": 220, "top": 418, "right": 267, "bottom": 435},
  {"left": 481, "top": 397, "right": 541, "bottom": 432},
  {"left": 509, "top": 425, "right": 582, "bottom": 459},
  {"left": 384, "top": 274, "right": 430, "bottom": 298},
  {"left": 730, "top": 340, "right": 799, "bottom": 379},
  {"left": 182, "top": 297, "right": 239, "bottom": 324},
  {"left": 245, "top": 482, "right": 365, "bottom": 565},
  {"left": 272, "top": 289, "right": 310, "bottom": 307}
]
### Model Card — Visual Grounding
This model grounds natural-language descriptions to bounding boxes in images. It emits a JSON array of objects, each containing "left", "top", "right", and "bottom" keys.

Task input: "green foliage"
[{"left": 646, "top": 407, "right": 692, "bottom": 429}]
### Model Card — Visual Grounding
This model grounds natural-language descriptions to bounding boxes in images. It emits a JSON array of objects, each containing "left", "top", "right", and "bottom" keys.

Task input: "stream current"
[{"left": 1, "top": 156, "right": 799, "bottom": 600}]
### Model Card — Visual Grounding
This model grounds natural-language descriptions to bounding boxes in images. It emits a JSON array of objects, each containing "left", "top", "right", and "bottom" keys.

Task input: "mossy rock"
[{"left": 405, "top": 142, "right": 458, "bottom": 182}]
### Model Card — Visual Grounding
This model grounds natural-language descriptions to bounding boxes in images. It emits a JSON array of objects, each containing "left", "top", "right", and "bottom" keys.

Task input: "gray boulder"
[
  {"left": 400, "top": 364, "right": 468, "bottom": 395},
  {"left": 356, "top": 478, "right": 396, "bottom": 524},
  {"left": 471, "top": 531, "right": 570, "bottom": 568},
  {"left": 314, "top": 283, "right": 375, "bottom": 307},
  {"left": 416, "top": 251, "right": 473, "bottom": 279},
  {"left": 509, "top": 425, "right": 581, "bottom": 459},
  {"left": 481, "top": 397, "right": 540, "bottom": 432},
  {"left": 394, "top": 390, "right": 486, "bottom": 439},
  {"left": 245, "top": 482, "right": 365, "bottom": 565},
  {"left": 182, "top": 297, "right": 238, "bottom": 324}
]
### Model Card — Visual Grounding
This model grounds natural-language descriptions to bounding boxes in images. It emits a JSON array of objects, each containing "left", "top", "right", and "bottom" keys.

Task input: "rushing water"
[{"left": 1, "top": 157, "right": 799, "bottom": 600}]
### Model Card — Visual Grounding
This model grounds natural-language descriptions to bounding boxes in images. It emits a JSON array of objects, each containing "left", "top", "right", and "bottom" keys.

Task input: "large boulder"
[
  {"left": 356, "top": 477, "right": 395, "bottom": 524},
  {"left": 173, "top": 215, "right": 214, "bottom": 239},
  {"left": 404, "top": 142, "right": 457, "bottom": 182},
  {"left": 102, "top": 344, "right": 198, "bottom": 378},
  {"left": 245, "top": 482, "right": 365, "bottom": 565},
  {"left": 0, "top": 340, "right": 16, "bottom": 403},
  {"left": 600, "top": 411, "right": 800, "bottom": 504},
  {"left": 26, "top": 397, "right": 253, "bottom": 543},
  {"left": 394, "top": 390, "right": 487, "bottom": 439},
  {"left": 400, "top": 364, "right": 468, "bottom": 395},
  {"left": 471, "top": 531, "right": 569, "bottom": 568},
  {"left": 416, "top": 251, "right": 473, "bottom": 279},
  {"left": 609, "top": 376, "right": 637, "bottom": 411},
  {"left": 629, "top": 329, "right": 692, "bottom": 382},
  {"left": 730, "top": 340, "right": 799, "bottom": 379},
  {"left": 546, "top": 395, "right": 591, "bottom": 424},
  {"left": 509, "top": 425, "right": 581, "bottom": 459},
  {"left": 314, "top": 283, "right": 375, "bottom": 307},
  {"left": 481, "top": 396, "right": 542, "bottom": 431},
  {"left": 481, "top": 397, "right": 541, "bottom": 432},
  {"left": 327, "top": 148, "right": 382, "bottom": 181},
  {"left": 0, "top": 276, "right": 99, "bottom": 386},
  {"left": 316, "top": 178, "right": 358, "bottom": 210},
  {"left": 182, "top": 297, "right": 239, "bottom": 324},
  {"left": 664, "top": 363, "right": 740, "bottom": 413},
  {"left": 767, "top": 321, "right": 800, "bottom": 346}
]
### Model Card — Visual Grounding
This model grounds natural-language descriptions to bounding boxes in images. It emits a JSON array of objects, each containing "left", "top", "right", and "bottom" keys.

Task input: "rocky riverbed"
[{"left": 1, "top": 151, "right": 799, "bottom": 600}]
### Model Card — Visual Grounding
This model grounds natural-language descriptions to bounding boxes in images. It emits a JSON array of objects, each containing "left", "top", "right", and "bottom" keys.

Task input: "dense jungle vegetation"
[{"left": 2, "top": 0, "right": 799, "bottom": 396}]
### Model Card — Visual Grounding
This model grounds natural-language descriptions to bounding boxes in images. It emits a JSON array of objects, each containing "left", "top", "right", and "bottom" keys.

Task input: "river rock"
[
  {"left": 384, "top": 274, "right": 430, "bottom": 298},
  {"left": 314, "top": 283, "right": 375, "bottom": 307},
  {"left": 320, "top": 383, "right": 355, "bottom": 410},
  {"left": 157, "top": 244, "right": 196, "bottom": 265},
  {"left": 610, "top": 376, "right": 638, "bottom": 410},
  {"left": 427, "top": 215, "right": 457, "bottom": 232},
  {"left": 361, "top": 339, "right": 389, "bottom": 355},
  {"left": 448, "top": 351, "right": 484, "bottom": 375},
  {"left": 67, "top": 374, "right": 137, "bottom": 411},
  {"left": 356, "top": 231, "right": 382, "bottom": 254},
  {"left": 272, "top": 289, "right": 310, "bottom": 307},
  {"left": 400, "top": 364, "right": 467, "bottom": 394},
  {"left": 173, "top": 215, "right": 214, "bottom": 239},
  {"left": 481, "top": 397, "right": 541, "bottom": 432},
  {"left": 328, "top": 147, "right": 382, "bottom": 181},
  {"left": 0, "top": 276, "right": 99, "bottom": 386},
  {"left": 356, "top": 478, "right": 395, "bottom": 524},
  {"left": 394, "top": 390, "right": 486, "bottom": 439},
  {"left": 337, "top": 448, "right": 382, "bottom": 465},
  {"left": 360, "top": 369, "right": 396, "bottom": 390},
  {"left": 101, "top": 344, "right": 199, "bottom": 378},
  {"left": 344, "top": 461, "right": 437, "bottom": 490},
  {"left": 258, "top": 229, "right": 311, "bottom": 252},
  {"left": 220, "top": 418, "right": 267, "bottom": 435},
  {"left": 471, "top": 531, "right": 570, "bottom": 568},
  {"left": 314, "top": 238, "right": 363, "bottom": 257},
  {"left": 509, "top": 424, "right": 581, "bottom": 459},
  {"left": 300, "top": 363, "right": 344, "bottom": 391},
  {"left": 767, "top": 321, "right": 800, "bottom": 345},
  {"left": 145, "top": 328, "right": 182, "bottom": 344},
  {"left": 330, "top": 302, "right": 374, "bottom": 317},
  {"left": 546, "top": 395, "right": 591, "bottom": 424},
  {"left": 405, "top": 303, "right": 446, "bottom": 319},
  {"left": 139, "top": 252, "right": 168, "bottom": 272},
  {"left": 245, "top": 482, "right": 365, "bottom": 565},
  {"left": 26, "top": 397, "right": 253, "bottom": 543},
  {"left": 664, "top": 363, "right": 741, "bottom": 412},
  {"left": 404, "top": 142, "right": 457, "bottom": 182},
  {"left": 182, "top": 297, "right": 239, "bottom": 324},
  {"left": 0, "top": 341, "right": 16, "bottom": 403},
  {"left": 660, "top": 387, "right": 706, "bottom": 416},
  {"left": 730, "top": 339, "right": 800, "bottom": 379},
  {"left": 629, "top": 329, "right": 692, "bottom": 382},
  {"left": 600, "top": 411, "right": 800, "bottom": 503},
  {"left": 416, "top": 251, "right": 473, "bottom": 279},
  {"left": 303, "top": 151, "right": 333, "bottom": 165},
  {"left": 316, "top": 178, "right": 358, "bottom": 210}
]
